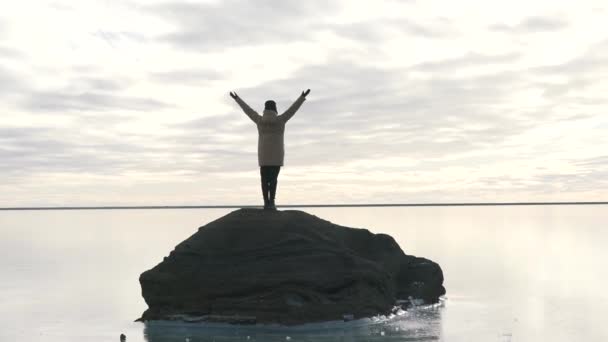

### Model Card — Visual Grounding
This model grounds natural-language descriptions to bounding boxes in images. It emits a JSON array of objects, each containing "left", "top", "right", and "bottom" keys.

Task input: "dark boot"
[{"left": 264, "top": 198, "right": 271, "bottom": 210}]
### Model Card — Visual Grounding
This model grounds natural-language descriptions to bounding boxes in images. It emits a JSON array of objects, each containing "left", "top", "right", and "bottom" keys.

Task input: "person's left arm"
[{"left": 279, "top": 89, "right": 310, "bottom": 123}]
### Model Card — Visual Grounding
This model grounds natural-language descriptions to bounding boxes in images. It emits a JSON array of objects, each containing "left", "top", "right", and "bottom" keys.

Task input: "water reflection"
[{"left": 142, "top": 305, "right": 443, "bottom": 342}]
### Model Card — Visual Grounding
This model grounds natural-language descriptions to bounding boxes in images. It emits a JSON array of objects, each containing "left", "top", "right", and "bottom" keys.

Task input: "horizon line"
[{"left": 0, "top": 201, "right": 607, "bottom": 211}]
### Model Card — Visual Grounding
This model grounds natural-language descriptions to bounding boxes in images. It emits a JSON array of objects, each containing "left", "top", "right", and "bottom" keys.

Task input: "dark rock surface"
[{"left": 138, "top": 209, "right": 445, "bottom": 325}]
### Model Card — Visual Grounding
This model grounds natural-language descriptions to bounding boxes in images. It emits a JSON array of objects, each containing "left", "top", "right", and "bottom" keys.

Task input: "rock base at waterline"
[{"left": 138, "top": 209, "right": 445, "bottom": 325}]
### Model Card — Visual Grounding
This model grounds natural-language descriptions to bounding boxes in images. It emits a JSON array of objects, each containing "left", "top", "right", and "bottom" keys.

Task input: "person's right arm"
[{"left": 230, "top": 91, "right": 261, "bottom": 124}]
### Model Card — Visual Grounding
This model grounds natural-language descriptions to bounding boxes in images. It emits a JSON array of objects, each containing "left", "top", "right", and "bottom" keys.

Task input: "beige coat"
[{"left": 236, "top": 96, "right": 306, "bottom": 166}]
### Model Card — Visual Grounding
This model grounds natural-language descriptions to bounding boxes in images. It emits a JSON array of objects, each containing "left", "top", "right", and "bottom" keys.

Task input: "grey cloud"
[
  {"left": 150, "top": 69, "right": 224, "bottom": 85},
  {"left": 518, "top": 16, "right": 568, "bottom": 31},
  {"left": 538, "top": 78, "right": 592, "bottom": 98},
  {"left": 328, "top": 22, "right": 387, "bottom": 42},
  {"left": 0, "top": 70, "right": 15, "bottom": 94},
  {"left": 71, "top": 64, "right": 104, "bottom": 73},
  {"left": 574, "top": 155, "right": 608, "bottom": 168},
  {"left": 4, "top": 69, "right": 169, "bottom": 112},
  {"left": 559, "top": 113, "right": 595, "bottom": 121},
  {"left": 0, "top": 123, "right": 182, "bottom": 178},
  {"left": 69, "top": 77, "right": 126, "bottom": 92},
  {"left": 0, "top": 66, "right": 24, "bottom": 97},
  {"left": 536, "top": 57, "right": 607, "bottom": 76},
  {"left": 397, "top": 20, "right": 451, "bottom": 38},
  {"left": 412, "top": 52, "right": 520, "bottom": 72},
  {"left": 514, "top": 152, "right": 608, "bottom": 193},
  {"left": 0, "top": 126, "right": 90, "bottom": 174},
  {"left": 162, "top": 115, "right": 260, "bottom": 173},
  {"left": 0, "top": 55, "right": 171, "bottom": 112},
  {"left": 330, "top": 17, "right": 452, "bottom": 42},
  {"left": 91, "top": 30, "right": 148, "bottom": 46},
  {"left": 533, "top": 170, "right": 608, "bottom": 193},
  {"left": 147, "top": 0, "right": 340, "bottom": 50},
  {"left": 490, "top": 16, "right": 568, "bottom": 33},
  {"left": 535, "top": 39, "right": 608, "bottom": 75},
  {"left": 0, "top": 46, "right": 24, "bottom": 59},
  {"left": 0, "top": 111, "right": 258, "bottom": 180},
  {"left": 477, "top": 175, "right": 539, "bottom": 190},
  {"left": 172, "top": 113, "right": 249, "bottom": 132},
  {"left": 0, "top": 68, "right": 181, "bottom": 178},
  {"left": 531, "top": 39, "right": 608, "bottom": 99},
  {"left": 458, "top": 156, "right": 608, "bottom": 196},
  {"left": 23, "top": 91, "right": 169, "bottom": 112}
]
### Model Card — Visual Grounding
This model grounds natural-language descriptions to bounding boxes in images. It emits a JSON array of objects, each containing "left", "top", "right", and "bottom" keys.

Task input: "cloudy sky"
[{"left": 1, "top": 0, "right": 607, "bottom": 206}]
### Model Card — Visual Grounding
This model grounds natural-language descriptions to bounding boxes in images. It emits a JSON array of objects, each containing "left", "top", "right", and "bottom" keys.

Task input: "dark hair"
[{"left": 264, "top": 100, "right": 277, "bottom": 112}]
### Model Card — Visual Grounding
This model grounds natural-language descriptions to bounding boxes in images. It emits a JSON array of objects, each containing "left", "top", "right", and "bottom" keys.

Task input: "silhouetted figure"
[
  {"left": 230, "top": 89, "right": 310, "bottom": 209},
  {"left": 120, "top": 333, "right": 126, "bottom": 341}
]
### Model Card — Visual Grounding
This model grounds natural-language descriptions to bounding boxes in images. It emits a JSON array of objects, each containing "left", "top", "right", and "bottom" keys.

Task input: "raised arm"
[
  {"left": 279, "top": 89, "right": 310, "bottom": 123},
  {"left": 230, "top": 91, "right": 261, "bottom": 124}
]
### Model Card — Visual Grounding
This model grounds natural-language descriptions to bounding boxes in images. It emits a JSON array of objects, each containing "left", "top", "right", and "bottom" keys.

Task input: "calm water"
[{"left": 0, "top": 206, "right": 606, "bottom": 341}]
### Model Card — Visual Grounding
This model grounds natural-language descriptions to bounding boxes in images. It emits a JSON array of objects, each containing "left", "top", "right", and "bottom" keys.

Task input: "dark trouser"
[{"left": 260, "top": 166, "right": 281, "bottom": 204}]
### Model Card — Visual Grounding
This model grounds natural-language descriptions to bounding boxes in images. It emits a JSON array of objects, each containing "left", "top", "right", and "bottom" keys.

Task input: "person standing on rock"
[{"left": 230, "top": 89, "right": 311, "bottom": 210}]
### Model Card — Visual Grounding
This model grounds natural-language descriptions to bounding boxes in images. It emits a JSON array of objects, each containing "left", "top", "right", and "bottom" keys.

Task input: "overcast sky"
[{"left": 1, "top": 0, "right": 607, "bottom": 206}]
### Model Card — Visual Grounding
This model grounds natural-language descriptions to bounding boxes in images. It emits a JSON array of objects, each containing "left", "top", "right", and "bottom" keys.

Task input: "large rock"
[{"left": 138, "top": 209, "right": 445, "bottom": 325}]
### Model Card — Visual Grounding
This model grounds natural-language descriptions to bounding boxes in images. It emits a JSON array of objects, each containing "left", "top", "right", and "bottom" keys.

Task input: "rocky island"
[{"left": 138, "top": 209, "right": 445, "bottom": 325}]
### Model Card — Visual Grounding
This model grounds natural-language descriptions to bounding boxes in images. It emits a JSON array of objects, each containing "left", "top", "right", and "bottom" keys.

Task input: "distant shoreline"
[{"left": 1, "top": 202, "right": 606, "bottom": 210}]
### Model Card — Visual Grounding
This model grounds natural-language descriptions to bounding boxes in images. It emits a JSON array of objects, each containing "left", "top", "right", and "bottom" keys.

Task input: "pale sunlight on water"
[{"left": 0, "top": 205, "right": 606, "bottom": 341}]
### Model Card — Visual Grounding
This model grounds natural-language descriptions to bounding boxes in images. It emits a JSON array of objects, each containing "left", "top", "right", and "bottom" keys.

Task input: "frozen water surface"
[{"left": 1, "top": 205, "right": 607, "bottom": 341}]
